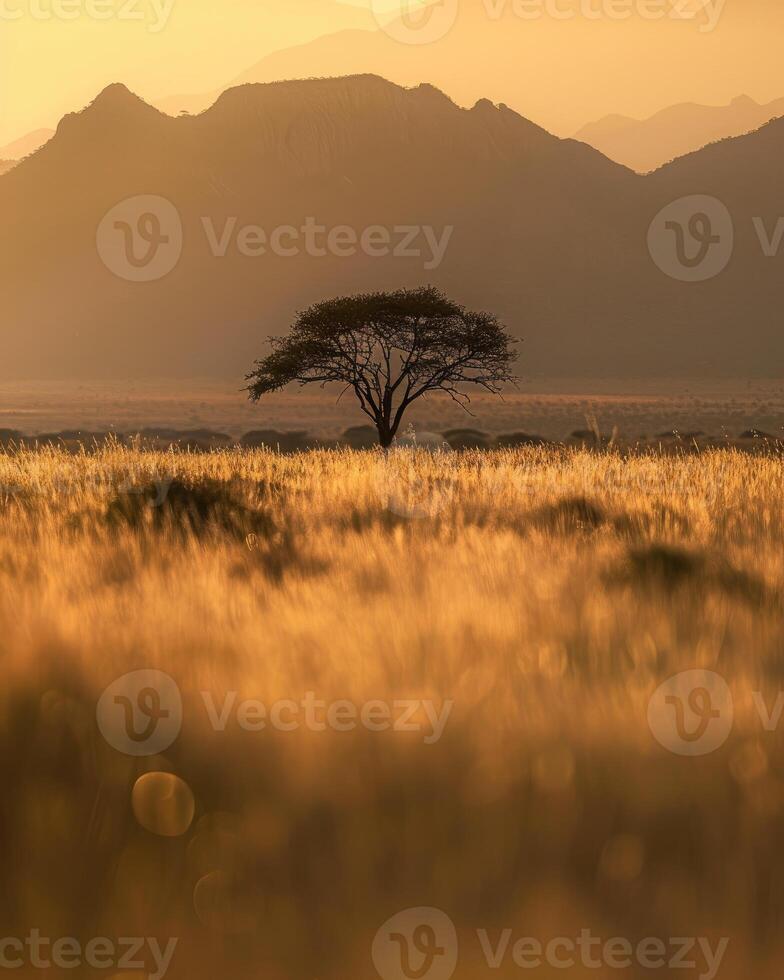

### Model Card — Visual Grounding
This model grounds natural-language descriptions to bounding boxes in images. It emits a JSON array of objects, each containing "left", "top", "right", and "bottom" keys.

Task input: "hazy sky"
[
  {"left": 3, "top": 0, "right": 784, "bottom": 147},
  {"left": 0, "top": 0, "right": 370, "bottom": 145}
]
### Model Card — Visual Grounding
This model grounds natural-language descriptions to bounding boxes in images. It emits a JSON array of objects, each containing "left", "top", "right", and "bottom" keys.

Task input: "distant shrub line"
[{"left": 1, "top": 424, "right": 782, "bottom": 454}]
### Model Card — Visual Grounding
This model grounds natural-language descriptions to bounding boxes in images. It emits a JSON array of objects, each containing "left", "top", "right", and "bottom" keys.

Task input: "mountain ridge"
[
  {"left": 1, "top": 74, "right": 781, "bottom": 380},
  {"left": 577, "top": 94, "right": 784, "bottom": 173},
  {"left": 11, "top": 75, "right": 619, "bottom": 182}
]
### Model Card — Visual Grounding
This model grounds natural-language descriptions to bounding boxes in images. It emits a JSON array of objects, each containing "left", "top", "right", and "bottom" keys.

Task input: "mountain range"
[
  {"left": 156, "top": 39, "right": 784, "bottom": 175},
  {"left": 10, "top": 88, "right": 784, "bottom": 179},
  {"left": 148, "top": 0, "right": 784, "bottom": 145},
  {"left": 576, "top": 95, "right": 784, "bottom": 173},
  {"left": 1, "top": 74, "right": 783, "bottom": 380},
  {"left": 158, "top": 36, "right": 784, "bottom": 177}
]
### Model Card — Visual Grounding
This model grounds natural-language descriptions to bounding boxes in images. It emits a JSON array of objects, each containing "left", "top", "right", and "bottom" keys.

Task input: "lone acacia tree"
[{"left": 245, "top": 287, "right": 517, "bottom": 447}]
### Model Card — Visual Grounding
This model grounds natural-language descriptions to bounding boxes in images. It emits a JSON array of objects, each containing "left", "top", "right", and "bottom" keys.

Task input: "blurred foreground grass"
[{"left": 1, "top": 443, "right": 784, "bottom": 978}]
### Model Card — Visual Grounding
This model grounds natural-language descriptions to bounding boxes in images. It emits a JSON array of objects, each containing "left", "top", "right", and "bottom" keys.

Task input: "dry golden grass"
[{"left": 1, "top": 443, "right": 784, "bottom": 978}]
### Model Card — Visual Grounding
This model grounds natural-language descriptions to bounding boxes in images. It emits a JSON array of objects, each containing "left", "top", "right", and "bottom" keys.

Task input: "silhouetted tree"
[{"left": 245, "top": 287, "right": 517, "bottom": 447}]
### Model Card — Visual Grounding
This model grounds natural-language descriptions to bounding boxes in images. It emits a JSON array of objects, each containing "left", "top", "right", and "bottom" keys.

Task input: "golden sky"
[
  {"left": 0, "top": 0, "right": 369, "bottom": 145},
  {"left": 3, "top": 0, "right": 784, "bottom": 147}
]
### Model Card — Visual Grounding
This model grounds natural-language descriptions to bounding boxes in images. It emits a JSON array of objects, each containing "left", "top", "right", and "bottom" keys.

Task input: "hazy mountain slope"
[
  {"left": 2, "top": 74, "right": 783, "bottom": 380},
  {"left": 625, "top": 114, "right": 784, "bottom": 372},
  {"left": 157, "top": 29, "right": 380, "bottom": 119},
  {"left": 0, "top": 127, "right": 55, "bottom": 161},
  {"left": 576, "top": 95, "right": 784, "bottom": 173},
  {"left": 0, "top": 127, "right": 55, "bottom": 175},
  {"left": 1, "top": 75, "right": 642, "bottom": 380}
]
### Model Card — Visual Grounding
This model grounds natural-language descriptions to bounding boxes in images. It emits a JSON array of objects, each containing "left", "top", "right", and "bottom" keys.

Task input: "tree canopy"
[{"left": 245, "top": 287, "right": 517, "bottom": 446}]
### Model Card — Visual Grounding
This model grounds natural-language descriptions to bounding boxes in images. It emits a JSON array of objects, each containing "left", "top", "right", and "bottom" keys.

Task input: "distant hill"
[
  {"left": 0, "top": 127, "right": 55, "bottom": 162},
  {"left": 156, "top": 29, "right": 382, "bottom": 119},
  {"left": 576, "top": 95, "right": 784, "bottom": 172},
  {"left": 0, "top": 127, "right": 56, "bottom": 176},
  {"left": 2, "top": 74, "right": 784, "bottom": 380}
]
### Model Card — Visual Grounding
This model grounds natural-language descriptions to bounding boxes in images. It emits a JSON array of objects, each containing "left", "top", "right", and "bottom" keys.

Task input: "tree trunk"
[
  {"left": 376, "top": 415, "right": 396, "bottom": 447},
  {"left": 377, "top": 424, "right": 393, "bottom": 448}
]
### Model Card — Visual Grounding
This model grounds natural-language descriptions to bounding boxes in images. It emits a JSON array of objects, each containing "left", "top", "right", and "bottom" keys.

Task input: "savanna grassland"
[{"left": 2, "top": 443, "right": 784, "bottom": 979}]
